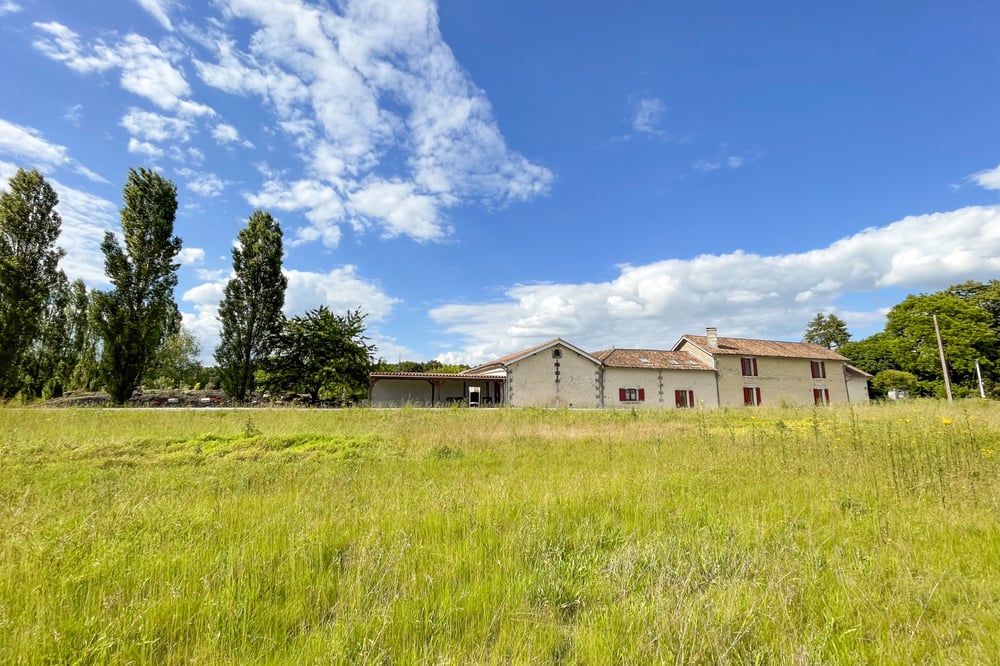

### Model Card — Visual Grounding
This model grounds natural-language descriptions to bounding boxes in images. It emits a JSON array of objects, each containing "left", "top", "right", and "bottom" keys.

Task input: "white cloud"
[
  {"left": 0, "top": 117, "right": 107, "bottom": 183},
  {"left": 127, "top": 137, "right": 164, "bottom": 158},
  {"left": 0, "top": 160, "right": 118, "bottom": 286},
  {"left": 0, "top": 1, "right": 21, "bottom": 16},
  {"left": 180, "top": 263, "right": 400, "bottom": 363},
  {"left": 181, "top": 170, "right": 228, "bottom": 197},
  {"left": 192, "top": 0, "right": 551, "bottom": 245},
  {"left": 348, "top": 178, "right": 446, "bottom": 241},
  {"left": 971, "top": 164, "right": 1000, "bottom": 190},
  {"left": 177, "top": 247, "right": 205, "bottom": 265},
  {"left": 63, "top": 104, "right": 83, "bottom": 126},
  {"left": 430, "top": 205, "right": 1000, "bottom": 365},
  {"left": 135, "top": 0, "right": 177, "bottom": 31},
  {"left": 245, "top": 175, "right": 344, "bottom": 247},
  {"left": 632, "top": 97, "right": 664, "bottom": 134},
  {"left": 120, "top": 108, "right": 193, "bottom": 143},
  {"left": 211, "top": 122, "right": 252, "bottom": 147},
  {"left": 32, "top": 23, "right": 215, "bottom": 118}
]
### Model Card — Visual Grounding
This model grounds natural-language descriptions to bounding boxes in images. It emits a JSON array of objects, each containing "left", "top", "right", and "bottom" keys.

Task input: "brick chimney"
[{"left": 706, "top": 327, "right": 719, "bottom": 348}]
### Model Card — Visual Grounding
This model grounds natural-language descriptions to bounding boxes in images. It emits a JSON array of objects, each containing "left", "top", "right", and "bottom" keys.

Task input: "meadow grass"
[{"left": 0, "top": 402, "right": 998, "bottom": 664}]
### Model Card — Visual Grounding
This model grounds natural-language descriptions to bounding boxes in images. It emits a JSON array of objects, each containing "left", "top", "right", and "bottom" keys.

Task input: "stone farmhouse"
[{"left": 368, "top": 328, "right": 872, "bottom": 408}]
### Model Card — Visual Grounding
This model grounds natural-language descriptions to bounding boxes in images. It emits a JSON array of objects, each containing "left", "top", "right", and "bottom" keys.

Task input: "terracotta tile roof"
[
  {"left": 845, "top": 364, "right": 873, "bottom": 378},
  {"left": 464, "top": 338, "right": 600, "bottom": 373},
  {"left": 679, "top": 335, "right": 848, "bottom": 361},
  {"left": 591, "top": 348, "right": 714, "bottom": 371},
  {"left": 370, "top": 372, "right": 500, "bottom": 381}
]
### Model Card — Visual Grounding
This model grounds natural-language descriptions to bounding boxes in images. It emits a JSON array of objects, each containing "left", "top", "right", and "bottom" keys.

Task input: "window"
[
  {"left": 813, "top": 388, "right": 830, "bottom": 405},
  {"left": 619, "top": 388, "right": 645, "bottom": 402},
  {"left": 675, "top": 390, "right": 695, "bottom": 408},
  {"left": 743, "top": 386, "right": 762, "bottom": 406},
  {"left": 810, "top": 360, "right": 826, "bottom": 379},
  {"left": 741, "top": 357, "right": 758, "bottom": 377}
]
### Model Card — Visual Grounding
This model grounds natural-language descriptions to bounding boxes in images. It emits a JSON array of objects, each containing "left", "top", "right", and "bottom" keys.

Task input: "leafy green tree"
[
  {"left": 0, "top": 168, "right": 65, "bottom": 399},
  {"left": 69, "top": 288, "right": 106, "bottom": 391},
  {"left": 803, "top": 312, "right": 850, "bottom": 349},
  {"left": 215, "top": 210, "right": 286, "bottom": 401},
  {"left": 21, "top": 275, "right": 90, "bottom": 398},
  {"left": 885, "top": 293, "right": 997, "bottom": 389},
  {"left": 838, "top": 332, "right": 897, "bottom": 377},
  {"left": 871, "top": 369, "right": 918, "bottom": 398},
  {"left": 95, "top": 168, "right": 182, "bottom": 404},
  {"left": 260, "top": 306, "right": 375, "bottom": 402},
  {"left": 147, "top": 326, "right": 202, "bottom": 389},
  {"left": 946, "top": 279, "right": 1000, "bottom": 332}
]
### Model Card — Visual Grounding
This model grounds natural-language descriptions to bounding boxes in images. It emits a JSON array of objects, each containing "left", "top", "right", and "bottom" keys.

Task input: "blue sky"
[{"left": 1, "top": 0, "right": 999, "bottom": 365}]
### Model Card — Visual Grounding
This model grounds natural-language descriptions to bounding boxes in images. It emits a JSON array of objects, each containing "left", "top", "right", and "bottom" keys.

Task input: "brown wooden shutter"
[
  {"left": 638, "top": 388, "right": 645, "bottom": 401},
  {"left": 619, "top": 388, "right": 626, "bottom": 401}
]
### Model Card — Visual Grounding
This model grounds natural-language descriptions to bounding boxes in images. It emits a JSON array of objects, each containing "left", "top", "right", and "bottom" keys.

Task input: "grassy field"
[{"left": 1, "top": 402, "right": 998, "bottom": 664}]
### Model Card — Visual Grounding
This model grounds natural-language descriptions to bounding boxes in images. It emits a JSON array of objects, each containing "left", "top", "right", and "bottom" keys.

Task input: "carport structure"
[{"left": 368, "top": 372, "right": 505, "bottom": 407}]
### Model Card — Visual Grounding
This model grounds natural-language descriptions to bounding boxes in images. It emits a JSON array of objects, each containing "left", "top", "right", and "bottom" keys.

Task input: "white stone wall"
[
  {"left": 846, "top": 373, "right": 871, "bottom": 403},
  {"left": 715, "top": 356, "right": 850, "bottom": 407},
  {"left": 602, "top": 368, "right": 719, "bottom": 409},
  {"left": 507, "top": 344, "right": 601, "bottom": 408}
]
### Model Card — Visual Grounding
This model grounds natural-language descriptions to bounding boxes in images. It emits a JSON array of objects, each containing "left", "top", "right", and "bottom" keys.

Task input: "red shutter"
[
  {"left": 688, "top": 390, "right": 695, "bottom": 407},
  {"left": 755, "top": 387, "right": 762, "bottom": 405},
  {"left": 744, "top": 387, "right": 753, "bottom": 405},
  {"left": 813, "top": 388, "right": 821, "bottom": 405},
  {"left": 638, "top": 388, "right": 645, "bottom": 401},
  {"left": 752, "top": 359, "right": 758, "bottom": 376},
  {"left": 619, "top": 388, "right": 626, "bottom": 401},
  {"left": 675, "top": 390, "right": 683, "bottom": 407},
  {"left": 824, "top": 389, "right": 830, "bottom": 404}
]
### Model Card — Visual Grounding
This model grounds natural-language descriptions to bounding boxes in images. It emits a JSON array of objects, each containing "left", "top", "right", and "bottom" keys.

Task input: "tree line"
[
  {"left": 804, "top": 282, "right": 1000, "bottom": 399},
  {"left": 0, "top": 167, "right": 376, "bottom": 404}
]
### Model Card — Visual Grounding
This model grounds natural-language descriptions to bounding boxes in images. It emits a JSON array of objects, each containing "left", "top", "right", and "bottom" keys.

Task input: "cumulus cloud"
[
  {"left": 430, "top": 205, "right": 1000, "bottom": 365},
  {"left": 971, "top": 164, "right": 1000, "bottom": 191},
  {"left": 32, "top": 22, "right": 214, "bottom": 117},
  {"left": 176, "top": 168, "right": 229, "bottom": 197},
  {"left": 120, "top": 108, "right": 193, "bottom": 143},
  {"left": 0, "top": 159, "right": 118, "bottom": 285},
  {"left": 181, "top": 263, "right": 400, "bottom": 363},
  {"left": 211, "top": 122, "right": 253, "bottom": 147},
  {"left": 177, "top": 247, "right": 205, "bottom": 265},
  {"left": 127, "top": 137, "right": 164, "bottom": 158},
  {"left": 191, "top": 0, "right": 552, "bottom": 245},
  {"left": 0, "top": 117, "right": 108, "bottom": 183}
]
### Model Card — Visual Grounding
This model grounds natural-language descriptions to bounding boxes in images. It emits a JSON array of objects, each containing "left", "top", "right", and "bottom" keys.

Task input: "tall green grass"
[{"left": 1, "top": 402, "right": 998, "bottom": 663}]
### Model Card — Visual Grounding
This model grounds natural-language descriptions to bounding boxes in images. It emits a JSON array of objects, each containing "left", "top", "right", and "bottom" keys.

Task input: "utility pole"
[
  {"left": 933, "top": 313, "right": 953, "bottom": 403},
  {"left": 976, "top": 359, "right": 986, "bottom": 398}
]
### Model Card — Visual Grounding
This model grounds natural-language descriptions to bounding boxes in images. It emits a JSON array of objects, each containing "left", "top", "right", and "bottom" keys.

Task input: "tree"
[
  {"left": 871, "top": 369, "right": 918, "bottom": 399},
  {"left": 21, "top": 274, "right": 89, "bottom": 398},
  {"left": 0, "top": 168, "right": 65, "bottom": 399},
  {"left": 803, "top": 312, "right": 850, "bottom": 349},
  {"left": 838, "top": 332, "right": 897, "bottom": 377},
  {"left": 260, "top": 306, "right": 375, "bottom": 402},
  {"left": 884, "top": 293, "right": 997, "bottom": 389},
  {"left": 147, "top": 326, "right": 202, "bottom": 389},
  {"left": 215, "top": 210, "right": 286, "bottom": 401},
  {"left": 95, "top": 168, "right": 182, "bottom": 404}
]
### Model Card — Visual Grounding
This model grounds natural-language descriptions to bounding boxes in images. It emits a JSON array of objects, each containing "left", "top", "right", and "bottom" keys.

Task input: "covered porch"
[{"left": 368, "top": 372, "right": 505, "bottom": 407}]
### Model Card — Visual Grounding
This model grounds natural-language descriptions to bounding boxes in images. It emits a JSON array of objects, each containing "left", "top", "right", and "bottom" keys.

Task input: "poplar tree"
[
  {"left": 803, "top": 312, "right": 850, "bottom": 349},
  {"left": 0, "top": 168, "right": 64, "bottom": 399},
  {"left": 215, "top": 209, "right": 287, "bottom": 401},
  {"left": 96, "top": 168, "right": 182, "bottom": 404}
]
